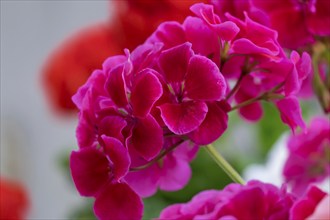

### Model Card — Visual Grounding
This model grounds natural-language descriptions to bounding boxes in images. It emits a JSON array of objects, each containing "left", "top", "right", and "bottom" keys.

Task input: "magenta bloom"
[
  {"left": 251, "top": 0, "right": 330, "bottom": 49},
  {"left": 70, "top": 146, "right": 143, "bottom": 220},
  {"left": 125, "top": 139, "right": 199, "bottom": 197},
  {"left": 157, "top": 42, "right": 228, "bottom": 144},
  {"left": 147, "top": 3, "right": 311, "bottom": 133},
  {"left": 283, "top": 117, "right": 330, "bottom": 196},
  {"left": 159, "top": 180, "right": 296, "bottom": 220},
  {"left": 70, "top": 44, "right": 167, "bottom": 219},
  {"left": 210, "top": 0, "right": 270, "bottom": 26},
  {"left": 276, "top": 96, "right": 306, "bottom": 133},
  {"left": 191, "top": 3, "right": 311, "bottom": 132},
  {"left": 70, "top": 31, "right": 228, "bottom": 219},
  {"left": 72, "top": 44, "right": 164, "bottom": 161}
]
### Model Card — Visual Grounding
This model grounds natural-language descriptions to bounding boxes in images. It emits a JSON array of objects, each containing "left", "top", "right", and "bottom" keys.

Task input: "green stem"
[
  {"left": 230, "top": 82, "right": 285, "bottom": 112},
  {"left": 226, "top": 72, "right": 245, "bottom": 100},
  {"left": 230, "top": 95, "right": 263, "bottom": 112},
  {"left": 130, "top": 140, "right": 185, "bottom": 172},
  {"left": 312, "top": 43, "right": 330, "bottom": 113},
  {"left": 205, "top": 144, "right": 245, "bottom": 185}
]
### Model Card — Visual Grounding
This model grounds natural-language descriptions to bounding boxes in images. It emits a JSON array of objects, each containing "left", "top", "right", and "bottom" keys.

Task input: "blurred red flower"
[
  {"left": 0, "top": 178, "right": 29, "bottom": 220},
  {"left": 42, "top": 23, "right": 121, "bottom": 114}
]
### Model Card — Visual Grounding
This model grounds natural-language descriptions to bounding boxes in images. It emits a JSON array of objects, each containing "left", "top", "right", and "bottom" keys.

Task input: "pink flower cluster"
[
  {"left": 159, "top": 180, "right": 329, "bottom": 220},
  {"left": 147, "top": 3, "right": 312, "bottom": 129},
  {"left": 70, "top": 3, "right": 312, "bottom": 219},
  {"left": 283, "top": 117, "right": 330, "bottom": 196}
]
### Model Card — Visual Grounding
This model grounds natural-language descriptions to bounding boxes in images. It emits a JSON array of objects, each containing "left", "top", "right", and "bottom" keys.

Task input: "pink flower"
[
  {"left": 283, "top": 117, "right": 330, "bottom": 195},
  {"left": 70, "top": 36, "right": 228, "bottom": 218},
  {"left": 70, "top": 146, "right": 143, "bottom": 220},
  {"left": 251, "top": 0, "right": 330, "bottom": 49},
  {"left": 159, "top": 180, "right": 296, "bottom": 220},
  {"left": 210, "top": 0, "right": 269, "bottom": 26},
  {"left": 189, "top": 3, "right": 310, "bottom": 132},
  {"left": 70, "top": 44, "right": 167, "bottom": 219},
  {"left": 285, "top": 51, "right": 312, "bottom": 96},
  {"left": 291, "top": 185, "right": 328, "bottom": 219},
  {"left": 73, "top": 44, "right": 164, "bottom": 161},
  {"left": 125, "top": 140, "right": 199, "bottom": 197},
  {"left": 157, "top": 42, "right": 228, "bottom": 144},
  {"left": 276, "top": 96, "right": 306, "bottom": 133}
]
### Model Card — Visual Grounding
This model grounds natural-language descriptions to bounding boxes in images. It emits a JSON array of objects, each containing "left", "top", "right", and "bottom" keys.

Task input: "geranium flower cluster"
[
  {"left": 159, "top": 180, "right": 329, "bottom": 220},
  {"left": 70, "top": 3, "right": 313, "bottom": 219},
  {"left": 283, "top": 117, "right": 330, "bottom": 196}
]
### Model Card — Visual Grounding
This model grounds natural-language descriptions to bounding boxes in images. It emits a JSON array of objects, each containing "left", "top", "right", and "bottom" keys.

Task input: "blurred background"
[
  {"left": 0, "top": 0, "right": 324, "bottom": 219},
  {"left": 0, "top": 1, "right": 110, "bottom": 218}
]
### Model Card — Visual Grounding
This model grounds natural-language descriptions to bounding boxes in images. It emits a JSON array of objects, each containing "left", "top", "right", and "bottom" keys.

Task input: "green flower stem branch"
[
  {"left": 312, "top": 42, "right": 330, "bottom": 113},
  {"left": 130, "top": 139, "right": 185, "bottom": 172},
  {"left": 230, "top": 82, "right": 284, "bottom": 112},
  {"left": 205, "top": 144, "right": 245, "bottom": 185}
]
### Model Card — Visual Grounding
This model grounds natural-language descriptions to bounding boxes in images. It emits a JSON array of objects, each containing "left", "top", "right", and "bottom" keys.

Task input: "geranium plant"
[{"left": 68, "top": 1, "right": 329, "bottom": 219}]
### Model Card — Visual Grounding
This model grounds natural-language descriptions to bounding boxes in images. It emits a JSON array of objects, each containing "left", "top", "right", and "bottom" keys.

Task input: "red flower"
[{"left": 42, "top": 23, "right": 121, "bottom": 114}]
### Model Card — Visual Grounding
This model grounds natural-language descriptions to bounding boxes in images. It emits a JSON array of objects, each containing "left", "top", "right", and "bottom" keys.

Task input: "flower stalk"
[
  {"left": 205, "top": 144, "right": 245, "bottom": 185},
  {"left": 130, "top": 140, "right": 185, "bottom": 171}
]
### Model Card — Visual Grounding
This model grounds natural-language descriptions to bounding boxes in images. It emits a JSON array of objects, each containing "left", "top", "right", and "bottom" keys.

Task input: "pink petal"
[
  {"left": 221, "top": 56, "right": 245, "bottom": 79},
  {"left": 185, "top": 55, "right": 226, "bottom": 101},
  {"left": 212, "top": 21, "right": 240, "bottom": 42},
  {"left": 131, "top": 69, "right": 163, "bottom": 118},
  {"left": 295, "top": 52, "right": 312, "bottom": 80},
  {"left": 101, "top": 135, "right": 130, "bottom": 181},
  {"left": 76, "top": 111, "right": 97, "bottom": 148},
  {"left": 231, "top": 38, "right": 278, "bottom": 57},
  {"left": 307, "top": 195, "right": 330, "bottom": 220},
  {"left": 146, "top": 21, "right": 186, "bottom": 49},
  {"left": 188, "top": 102, "right": 229, "bottom": 145},
  {"left": 159, "top": 204, "right": 183, "bottom": 219},
  {"left": 159, "top": 42, "right": 193, "bottom": 83},
  {"left": 125, "top": 164, "right": 161, "bottom": 197},
  {"left": 102, "top": 55, "right": 126, "bottom": 73},
  {"left": 276, "top": 96, "right": 306, "bottom": 133},
  {"left": 72, "top": 70, "right": 106, "bottom": 110},
  {"left": 285, "top": 51, "right": 312, "bottom": 95},
  {"left": 182, "top": 16, "right": 220, "bottom": 61},
  {"left": 159, "top": 101, "right": 208, "bottom": 135},
  {"left": 105, "top": 65, "right": 128, "bottom": 108},
  {"left": 98, "top": 116, "right": 127, "bottom": 142},
  {"left": 190, "top": 3, "right": 220, "bottom": 23},
  {"left": 174, "top": 140, "right": 199, "bottom": 162},
  {"left": 159, "top": 154, "right": 192, "bottom": 191},
  {"left": 190, "top": 3, "right": 239, "bottom": 41},
  {"left": 130, "top": 43, "right": 163, "bottom": 72},
  {"left": 94, "top": 182, "right": 143, "bottom": 220},
  {"left": 291, "top": 186, "right": 327, "bottom": 220},
  {"left": 70, "top": 148, "right": 109, "bottom": 196},
  {"left": 129, "top": 115, "right": 163, "bottom": 161},
  {"left": 239, "top": 102, "right": 263, "bottom": 122}
]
